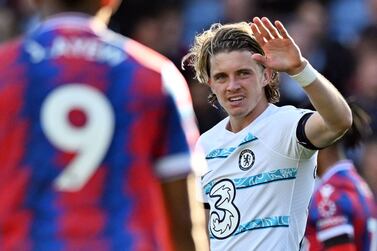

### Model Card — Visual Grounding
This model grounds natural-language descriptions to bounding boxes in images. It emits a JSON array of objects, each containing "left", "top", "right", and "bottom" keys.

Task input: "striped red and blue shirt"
[
  {"left": 305, "top": 160, "right": 377, "bottom": 251},
  {"left": 0, "top": 13, "right": 200, "bottom": 251}
]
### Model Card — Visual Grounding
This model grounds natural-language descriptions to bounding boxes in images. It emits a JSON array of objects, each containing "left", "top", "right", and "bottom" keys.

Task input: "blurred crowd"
[{"left": 1, "top": 0, "right": 377, "bottom": 196}]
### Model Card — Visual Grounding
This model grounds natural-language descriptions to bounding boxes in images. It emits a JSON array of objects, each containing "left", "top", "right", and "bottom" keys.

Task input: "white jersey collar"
[{"left": 223, "top": 103, "right": 277, "bottom": 135}]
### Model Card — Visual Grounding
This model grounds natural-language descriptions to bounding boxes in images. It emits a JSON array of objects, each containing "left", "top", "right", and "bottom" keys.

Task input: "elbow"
[
  {"left": 343, "top": 106, "right": 353, "bottom": 131},
  {"left": 336, "top": 108, "right": 353, "bottom": 136}
]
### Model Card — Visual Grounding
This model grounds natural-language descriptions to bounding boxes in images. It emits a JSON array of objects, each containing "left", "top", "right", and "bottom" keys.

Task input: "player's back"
[{"left": 0, "top": 15, "right": 193, "bottom": 251}]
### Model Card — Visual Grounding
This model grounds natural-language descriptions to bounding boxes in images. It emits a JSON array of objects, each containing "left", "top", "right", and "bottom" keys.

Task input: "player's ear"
[{"left": 262, "top": 67, "right": 273, "bottom": 87}]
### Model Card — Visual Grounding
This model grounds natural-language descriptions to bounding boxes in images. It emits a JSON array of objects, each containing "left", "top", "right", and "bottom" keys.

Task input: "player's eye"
[
  {"left": 213, "top": 74, "right": 227, "bottom": 83},
  {"left": 238, "top": 70, "right": 251, "bottom": 78}
]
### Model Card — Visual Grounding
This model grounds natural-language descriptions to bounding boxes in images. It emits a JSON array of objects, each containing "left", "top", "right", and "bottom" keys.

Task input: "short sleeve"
[
  {"left": 154, "top": 62, "right": 204, "bottom": 180},
  {"left": 266, "top": 106, "right": 317, "bottom": 159}
]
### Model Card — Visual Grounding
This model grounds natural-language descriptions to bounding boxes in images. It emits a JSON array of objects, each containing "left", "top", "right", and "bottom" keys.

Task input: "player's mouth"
[{"left": 228, "top": 96, "right": 244, "bottom": 104}]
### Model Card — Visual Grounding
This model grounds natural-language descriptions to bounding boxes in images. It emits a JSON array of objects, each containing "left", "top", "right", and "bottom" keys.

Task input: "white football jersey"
[{"left": 197, "top": 104, "right": 317, "bottom": 251}]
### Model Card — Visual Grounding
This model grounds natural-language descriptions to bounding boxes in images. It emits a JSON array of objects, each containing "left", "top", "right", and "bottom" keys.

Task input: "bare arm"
[
  {"left": 162, "top": 175, "right": 209, "bottom": 251},
  {"left": 250, "top": 17, "right": 352, "bottom": 148},
  {"left": 302, "top": 72, "right": 352, "bottom": 148},
  {"left": 186, "top": 174, "right": 210, "bottom": 251}
]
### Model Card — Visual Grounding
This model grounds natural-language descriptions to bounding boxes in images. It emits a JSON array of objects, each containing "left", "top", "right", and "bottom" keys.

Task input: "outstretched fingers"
[
  {"left": 252, "top": 17, "right": 274, "bottom": 42},
  {"left": 250, "top": 22, "right": 266, "bottom": 46},
  {"left": 251, "top": 17, "right": 293, "bottom": 42},
  {"left": 274, "top": 20, "right": 290, "bottom": 39},
  {"left": 261, "top": 17, "right": 281, "bottom": 39}
]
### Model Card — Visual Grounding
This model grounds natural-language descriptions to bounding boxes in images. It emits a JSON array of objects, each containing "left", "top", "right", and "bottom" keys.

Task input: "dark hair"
[
  {"left": 61, "top": 0, "right": 85, "bottom": 7},
  {"left": 58, "top": 0, "right": 102, "bottom": 14},
  {"left": 342, "top": 97, "right": 372, "bottom": 149}
]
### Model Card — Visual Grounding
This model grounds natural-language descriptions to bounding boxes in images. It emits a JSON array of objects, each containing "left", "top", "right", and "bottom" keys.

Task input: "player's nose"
[{"left": 226, "top": 78, "right": 241, "bottom": 91}]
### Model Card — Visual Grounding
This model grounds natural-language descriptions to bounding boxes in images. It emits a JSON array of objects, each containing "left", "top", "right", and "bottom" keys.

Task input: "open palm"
[{"left": 250, "top": 17, "right": 305, "bottom": 75}]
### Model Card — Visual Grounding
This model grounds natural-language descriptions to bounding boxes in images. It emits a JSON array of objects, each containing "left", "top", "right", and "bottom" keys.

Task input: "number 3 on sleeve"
[{"left": 41, "top": 84, "right": 115, "bottom": 192}]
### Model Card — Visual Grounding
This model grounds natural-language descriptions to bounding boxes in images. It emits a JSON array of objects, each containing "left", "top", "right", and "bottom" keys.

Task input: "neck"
[
  {"left": 227, "top": 99, "right": 269, "bottom": 133},
  {"left": 317, "top": 146, "right": 345, "bottom": 177},
  {"left": 38, "top": 2, "right": 110, "bottom": 24},
  {"left": 94, "top": 5, "right": 113, "bottom": 25}
]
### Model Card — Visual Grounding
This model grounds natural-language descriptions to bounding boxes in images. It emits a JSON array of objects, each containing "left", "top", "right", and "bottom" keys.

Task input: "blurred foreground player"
[
  {"left": 305, "top": 100, "right": 377, "bottom": 251},
  {"left": 0, "top": 0, "right": 207, "bottom": 250}
]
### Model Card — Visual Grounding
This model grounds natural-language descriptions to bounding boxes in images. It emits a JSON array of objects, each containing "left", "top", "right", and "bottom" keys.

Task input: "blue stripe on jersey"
[
  {"left": 238, "top": 133, "right": 258, "bottom": 146},
  {"left": 206, "top": 133, "right": 257, "bottom": 159},
  {"left": 101, "top": 59, "right": 136, "bottom": 250},
  {"left": 235, "top": 216, "right": 289, "bottom": 235},
  {"left": 206, "top": 147, "right": 237, "bottom": 159},
  {"left": 21, "top": 28, "right": 137, "bottom": 249},
  {"left": 20, "top": 32, "right": 66, "bottom": 251},
  {"left": 209, "top": 216, "right": 289, "bottom": 239},
  {"left": 204, "top": 168, "right": 298, "bottom": 194}
]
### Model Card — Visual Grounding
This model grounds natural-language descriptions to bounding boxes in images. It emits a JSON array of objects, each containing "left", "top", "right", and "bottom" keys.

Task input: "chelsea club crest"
[{"left": 238, "top": 149, "right": 255, "bottom": 171}]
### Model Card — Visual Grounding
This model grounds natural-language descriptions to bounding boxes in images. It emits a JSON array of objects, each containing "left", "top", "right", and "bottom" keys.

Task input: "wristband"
[{"left": 289, "top": 62, "right": 318, "bottom": 87}]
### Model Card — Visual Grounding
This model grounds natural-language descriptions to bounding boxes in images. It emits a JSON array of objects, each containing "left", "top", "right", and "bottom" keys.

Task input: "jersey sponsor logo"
[
  {"left": 209, "top": 179, "right": 240, "bottom": 239},
  {"left": 238, "top": 149, "right": 255, "bottom": 171}
]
